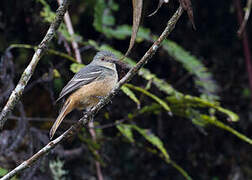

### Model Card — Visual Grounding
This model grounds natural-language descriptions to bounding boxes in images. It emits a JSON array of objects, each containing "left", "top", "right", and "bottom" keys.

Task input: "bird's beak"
[{"left": 106, "top": 58, "right": 118, "bottom": 64}]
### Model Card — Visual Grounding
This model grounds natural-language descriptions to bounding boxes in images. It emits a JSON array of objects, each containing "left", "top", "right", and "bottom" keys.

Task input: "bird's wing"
[{"left": 56, "top": 65, "right": 104, "bottom": 102}]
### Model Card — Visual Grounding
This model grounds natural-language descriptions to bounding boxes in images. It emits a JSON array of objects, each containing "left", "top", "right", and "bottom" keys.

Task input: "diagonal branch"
[
  {"left": 0, "top": 0, "right": 70, "bottom": 129},
  {"left": 0, "top": 5, "right": 183, "bottom": 180}
]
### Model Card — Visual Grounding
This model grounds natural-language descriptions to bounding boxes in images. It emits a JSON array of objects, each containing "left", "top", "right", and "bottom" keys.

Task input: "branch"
[
  {"left": 237, "top": 0, "right": 252, "bottom": 36},
  {"left": 88, "top": 122, "right": 104, "bottom": 180},
  {"left": 0, "top": 0, "right": 70, "bottom": 129},
  {"left": 0, "top": 127, "right": 73, "bottom": 180},
  {"left": 0, "top": 5, "right": 183, "bottom": 180},
  {"left": 235, "top": 0, "right": 252, "bottom": 105},
  {"left": 57, "top": 0, "right": 82, "bottom": 63}
]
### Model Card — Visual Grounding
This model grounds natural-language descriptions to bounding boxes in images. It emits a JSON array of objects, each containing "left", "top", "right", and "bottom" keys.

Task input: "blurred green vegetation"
[{"left": 0, "top": 0, "right": 252, "bottom": 180}]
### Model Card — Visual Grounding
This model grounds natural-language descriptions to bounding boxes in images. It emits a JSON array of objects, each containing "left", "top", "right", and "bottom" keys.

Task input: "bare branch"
[
  {"left": 0, "top": 0, "right": 70, "bottom": 129},
  {"left": 88, "top": 122, "right": 104, "bottom": 180},
  {"left": 0, "top": 5, "right": 183, "bottom": 180},
  {"left": 57, "top": 0, "right": 82, "bottom": 63},
  {"left": 237, "top": 0, "right": 252, "bottom": 36}
]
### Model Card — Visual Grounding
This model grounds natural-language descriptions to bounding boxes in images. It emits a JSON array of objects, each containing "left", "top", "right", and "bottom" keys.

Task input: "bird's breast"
[{"left": 69, "top": 72, "right": 118, "bottom": 110}]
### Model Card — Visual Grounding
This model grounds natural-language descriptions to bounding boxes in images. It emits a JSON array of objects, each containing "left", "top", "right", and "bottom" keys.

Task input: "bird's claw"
[{"left": 93, "top": 95, "right": 103, "bottom": 100}]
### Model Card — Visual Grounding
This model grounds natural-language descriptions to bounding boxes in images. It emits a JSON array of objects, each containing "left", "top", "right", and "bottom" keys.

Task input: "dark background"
[{"left": 0, "top": 0, "right": 252, "bottom": 179}]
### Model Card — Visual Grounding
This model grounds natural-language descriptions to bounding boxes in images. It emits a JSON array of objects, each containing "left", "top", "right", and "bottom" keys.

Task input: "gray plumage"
[
  {"left": 50, "top": 50, "right": 118, "bottom": 139},
  {"left": 92, "top": 50, "right": 116, "bottom": 63},
  {"left": 56, "top": 51, "right": 117, "bottom": 102}
]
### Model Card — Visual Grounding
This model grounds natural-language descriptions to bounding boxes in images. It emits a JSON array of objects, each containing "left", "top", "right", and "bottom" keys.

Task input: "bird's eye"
[{"left": 101, "top": 57, "right": 105, "bottom": 61}]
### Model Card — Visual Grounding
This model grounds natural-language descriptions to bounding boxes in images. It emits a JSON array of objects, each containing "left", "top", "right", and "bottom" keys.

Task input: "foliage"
[
  {"left": 96, "top": 22, "right": 220, "bottom": 101},
  {"left": 49, "top": 158, "right": 68, "bottom": 180},
  {"left": 121, "top": 85, "right": 141, "bottom": 109},
  {"left": 93, "top": 0, "right": 119, "bottom": 38},
  {"left": 38, "top": 0, "right": 82, "bottom": 42},
  {"left": 70, "top": 63, "right": 85, "bottom": 73},
  {"left": 92, "top": 1, "right": 219, "bottom": 101},
  {"left": 125, "top": 83, "right": 171, "bottom": 112},
  {"left": 116, "top": 123, "right": 192, "bottom": 180},
  {"left": 1, "top": 0, "right": 252, "bottom": 179}
]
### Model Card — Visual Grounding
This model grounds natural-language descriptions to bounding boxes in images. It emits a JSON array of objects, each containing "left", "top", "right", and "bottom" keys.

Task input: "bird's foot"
[
  {"left": 91, "top": 95, "right": 104, "bottom": 100},
  {"left": 82, "top": 111, "right": 88, "bottom": 117},
  {"left": 81, "top": 111, "right": 95, "bottom": 125}
]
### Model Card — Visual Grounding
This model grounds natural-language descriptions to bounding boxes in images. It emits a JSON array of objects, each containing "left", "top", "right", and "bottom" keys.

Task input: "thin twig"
[
  {"left": 235, "top": 0, "right": 252, "bottom": 104},
  {"left": 237, "top": 0, "right": 252, "bottom": 36},
  {"left": 0, "top": 5, "right": 183, "bottom": 180},
  {"left": 58, "top": 32, "right": 72, "bottom": 55},
  {"left": 88, "top": 122, "right": 104, "bottom": 180},
  {"left": 57, "top": 0, "right": 82, "bottom": 63},
  {"left": 0, "top": 0, "right": 70, "bottom": 129}
]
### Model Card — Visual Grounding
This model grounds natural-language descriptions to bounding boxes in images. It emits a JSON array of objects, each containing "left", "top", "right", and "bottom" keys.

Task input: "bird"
[{"left": 49, "top": 50, "right": 119, "bottom": 139}]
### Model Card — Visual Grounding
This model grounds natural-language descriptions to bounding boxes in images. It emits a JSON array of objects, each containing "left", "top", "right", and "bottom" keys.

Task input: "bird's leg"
[
  {"left": 81, "top": 110, "right": 89, "bottom": 125},
  {"left": 81, "top": 109, "right": 95, "bottom": 125},
  {"left": 82, "top": 110, "right": 88, "bottom": 117}
]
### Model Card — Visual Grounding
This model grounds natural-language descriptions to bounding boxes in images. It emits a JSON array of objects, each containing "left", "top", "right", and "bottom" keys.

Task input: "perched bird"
[{"left": 50, "top": 51, "right": 118, "bottom": 139}]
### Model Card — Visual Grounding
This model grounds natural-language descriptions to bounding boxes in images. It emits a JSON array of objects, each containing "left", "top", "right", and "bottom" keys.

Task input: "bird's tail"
[{"left": 50, "top": 98, "right": 73, "bottom": 139}]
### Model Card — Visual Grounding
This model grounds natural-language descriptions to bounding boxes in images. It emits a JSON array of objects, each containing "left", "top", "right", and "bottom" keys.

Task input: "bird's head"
[{"left": 91, "top": 50, "right": 118, "bottom": 67}]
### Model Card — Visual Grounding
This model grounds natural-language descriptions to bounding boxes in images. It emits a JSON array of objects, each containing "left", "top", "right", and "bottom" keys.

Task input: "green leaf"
[
  {"left": 38, "top": 0, "right": 56, "bottom": 23},
  {"left": 93, "top": 0, "right": 118, "bottom": 36},
  {"left": 108, "top": 0, "right": 119, "bottom": 11},
  {"left": 169, "top": 160, "right": 192, "bottom": 180},
  {"left": 70, "top": 63, "right": 85, "bottom": 73},
  {"left": 117, "top": 124, "right": 191, "bottom": 179},
  {"left": 183, "top": 95, "right": 239, "bottom": 122},
  {"left": 202, "top": 115, "right": 252, "bottom": 145},
  {"left": 132, "top": 125, "right": 170, "bottom": 160},
  {"left": 139, "top": 103, "right": 162, "bottom": 115},
  {"left": 0, "top": 167, "right": 8, "bottom": 176},
  {"left": 87, "top": 39, "right": 100, "bottom": 50},
  {"left": 215, "top": 106, "right": 239, "bottom": 122},
  {"left": 103, "top": 15, "right": 115, "bottom": 26},
  {"left": 186, "top": 108, "right": 209, "bottom": 127},
  {"left": 104, "top": 25, "right": 131, "bottom": 40},
  {"left": 53, "top": 69, "right": 61, "bottom": 78},
  {"left": 117, "top": 124, "right": 135, "bottom": 143},
  {"left": 0, "top": 167, "right": 18, "bottom": 180},
  {"left": 93, "top": 0, "right": 106, "bottom": 32},
  {"left": 121, "top": 85, "right": 141, "bottom": 108},
  {"left": 125, "top": 84, "right": 171, "bottom": 112}
]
